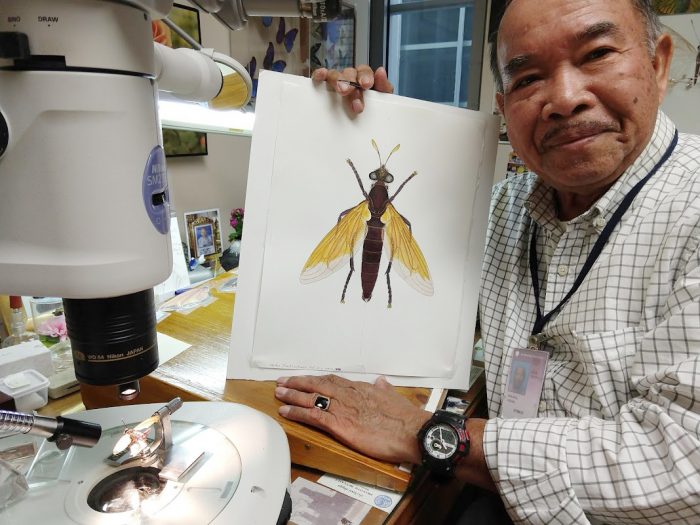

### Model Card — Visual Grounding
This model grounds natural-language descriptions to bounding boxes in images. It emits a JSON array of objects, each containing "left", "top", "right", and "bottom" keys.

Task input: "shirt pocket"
[{"left": 573, "top": 326, "right": 642, "bottom": 419}]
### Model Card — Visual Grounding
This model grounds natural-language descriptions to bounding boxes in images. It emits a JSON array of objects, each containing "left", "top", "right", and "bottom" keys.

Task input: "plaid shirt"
[{"left": 479, "top": 112, "right": 700, "bottom": 524}]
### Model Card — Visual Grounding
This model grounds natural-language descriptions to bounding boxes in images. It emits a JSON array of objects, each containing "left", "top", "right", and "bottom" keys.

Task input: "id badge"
[{"left": 501, "top": 347, "right": 549, "bottom": 418}]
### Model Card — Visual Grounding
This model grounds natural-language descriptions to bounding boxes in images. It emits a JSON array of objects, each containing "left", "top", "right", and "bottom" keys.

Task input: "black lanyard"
[{"left": 529, "top": 130, "right": 678, "bottom": 338}]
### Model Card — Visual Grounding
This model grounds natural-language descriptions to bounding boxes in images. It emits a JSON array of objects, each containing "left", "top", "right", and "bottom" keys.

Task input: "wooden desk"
[{"left": 76, "top": 273, "right": 486, "bottom": 523}]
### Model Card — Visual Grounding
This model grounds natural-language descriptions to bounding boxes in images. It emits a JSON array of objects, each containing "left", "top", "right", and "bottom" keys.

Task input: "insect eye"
[
  {"left": 369, "top": 171, "right": 378, "bottom": 180},
  {"left": 384, "top": 174, "right": 394, "bottom": 183}
]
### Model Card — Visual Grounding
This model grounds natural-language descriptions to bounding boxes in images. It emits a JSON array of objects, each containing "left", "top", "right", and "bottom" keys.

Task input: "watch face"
[{"left": 423, "top": 423, "right": 458, "bottom": 460}]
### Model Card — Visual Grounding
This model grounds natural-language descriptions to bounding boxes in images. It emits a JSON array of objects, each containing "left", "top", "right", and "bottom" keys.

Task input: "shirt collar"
[{"left": 524, "top": 110, "right": 677, "bottom": 231}]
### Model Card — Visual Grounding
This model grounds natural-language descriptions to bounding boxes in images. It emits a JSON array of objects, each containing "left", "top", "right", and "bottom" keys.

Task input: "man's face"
[
  {"left": 496, "top": 0, "right": 672, "bottom": 198},
  {"left": 514, "top": 366, "right": 525, "bottom": 384}
]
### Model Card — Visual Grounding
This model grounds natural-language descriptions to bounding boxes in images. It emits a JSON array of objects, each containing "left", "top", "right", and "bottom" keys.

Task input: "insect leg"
[
  {"left": 341, "top": 256, "right": 355, "bottom": 304},
  {"left": 338, "top": 206, "right": 356, "bottom": 223},
  {"left": 346, "top": 159, "right": 369, "bottom": 199},
  {"left": 389, "top": 171, "right": 418, "bottom": 203},
  {"left": 385, "top": 261, "right": 393, "bottom": 309},
  {"left": 399, "top": 213, "right": 412, "bottom": 235}
]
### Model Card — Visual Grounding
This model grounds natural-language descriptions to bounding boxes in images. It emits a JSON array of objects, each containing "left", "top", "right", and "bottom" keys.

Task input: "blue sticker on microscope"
[
  {"left": 142, "top": 145, "right": 170, "bottom": 234},
  {"left": 374, "top": 495, "right": 392, "bottom": 509}
]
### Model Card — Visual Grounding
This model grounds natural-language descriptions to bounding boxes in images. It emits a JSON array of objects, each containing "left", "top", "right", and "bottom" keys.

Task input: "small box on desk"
[
  {"left": 0, "top": 369, "right": 49, "bottom": 412},
  {"left": 0, "top": 340, "right": 53, "bottom": 379}
]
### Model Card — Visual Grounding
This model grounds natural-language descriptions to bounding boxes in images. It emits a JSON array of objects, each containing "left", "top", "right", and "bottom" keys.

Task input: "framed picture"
[
  {"left": 184, "top": 209, "right": 224, "bottom": 259},
  {"left": 310, "top": 4, "right": 356, "bottom": 73},
  {"left": 243, "top": 16, "right": 310, "bottom": 101},
  {"left": 153, "top": 3, "right": 208, "bottom": 157},
  {"left": 653, "top": 0, "right": 700, "bottom": 14},
  {"left": 163, "top": 129, "right": 208, "bottom": 157}
]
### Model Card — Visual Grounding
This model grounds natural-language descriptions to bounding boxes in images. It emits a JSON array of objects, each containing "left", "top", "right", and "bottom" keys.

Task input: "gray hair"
[{"left": 489, "top": 0, "right": 662, "bottom": 93}]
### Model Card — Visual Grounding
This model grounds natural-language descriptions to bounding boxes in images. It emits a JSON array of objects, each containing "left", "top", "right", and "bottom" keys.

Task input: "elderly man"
[{"left": 274, "top": 0, "right": 700, "bottom": 523}]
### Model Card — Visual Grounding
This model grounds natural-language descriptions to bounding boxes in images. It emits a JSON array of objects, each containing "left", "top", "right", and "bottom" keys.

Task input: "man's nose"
[{"left": 541, "top": 66, "right": 595, "bottom": 120}]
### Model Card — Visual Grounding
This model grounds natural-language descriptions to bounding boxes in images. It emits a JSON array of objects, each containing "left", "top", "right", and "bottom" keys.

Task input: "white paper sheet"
[
  {"left": 289, "top": 477, "right": 371, "bottom": 525},
  {"left": 156, "top": 332, "right": 191, "bottom": 365},
  {"left": 317, "top": 474, "right": 403, "bottom": 513},
  {"left": 153, "top": 216, "right": 191, "bottom": 301},
  {"left": 229, "top": 72, "right": 498, "bottom": 388}
]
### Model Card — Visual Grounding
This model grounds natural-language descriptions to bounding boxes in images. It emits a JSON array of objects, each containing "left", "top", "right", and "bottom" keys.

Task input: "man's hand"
[
  {"left": 276, "top": 374, "right": 430, "bottom": 464},
  {"left": 311, "top": 65, "right": 394, "bottom": 114}
]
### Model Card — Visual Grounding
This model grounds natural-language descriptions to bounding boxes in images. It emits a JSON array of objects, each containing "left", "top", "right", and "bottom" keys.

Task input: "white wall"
[
  {"left": 660, "top": 13, "right": 700, "bottom": 135},
  {"left": 165, "top": 2, "right": 251, "bottom": 248}
]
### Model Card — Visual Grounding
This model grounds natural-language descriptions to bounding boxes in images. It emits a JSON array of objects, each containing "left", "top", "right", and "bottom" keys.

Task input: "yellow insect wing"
[
  {"left": 382, "top": 204, "right": 433, "bottom": 296},
  {"left": 300, "top": 201, "right": 369, "bottom": 283}
]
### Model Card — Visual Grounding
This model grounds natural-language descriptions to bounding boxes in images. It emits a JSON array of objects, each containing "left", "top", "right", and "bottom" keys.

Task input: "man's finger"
[
  {"left": 275, "top": 386, "right": 318, "bottom": 409},
  {"left": 278, "top": 404, "right": 334, "bottom": 431},
  {"left": 277, "top": 374, "right": 353, "bottom": 396},
  {"left": 356, "top": 64, "right": 375, "bottom": 89},
  {"left": 312, "top": 67, "right": 329, "bottom": 82},
  {"left": 349, "top": 89, "right": 365, "bottom": 113},
  {"left": 327, "top": 68, "right": 359, "bottom": 96},
  {"left": 373, "top": 66, "right": 394, "bottom": 94}
]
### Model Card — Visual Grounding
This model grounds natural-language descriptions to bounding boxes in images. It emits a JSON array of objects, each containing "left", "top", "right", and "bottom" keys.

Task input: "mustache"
[{"left": 540, "top": 120, "right": 620, "bottom": 149}]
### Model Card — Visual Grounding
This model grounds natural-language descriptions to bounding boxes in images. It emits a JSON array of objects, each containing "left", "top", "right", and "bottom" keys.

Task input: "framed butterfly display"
[
  {"left": 310, "top": 4, "right": 356, "bottom": 73},
  {"left": 245, "top": 17, "right": 310, "bottom": 101}
]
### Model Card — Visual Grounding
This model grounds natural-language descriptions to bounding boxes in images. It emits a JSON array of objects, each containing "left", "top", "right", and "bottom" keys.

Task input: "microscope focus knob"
[{"left": 0, "top": 32, "right": 30, "bottom": 60}]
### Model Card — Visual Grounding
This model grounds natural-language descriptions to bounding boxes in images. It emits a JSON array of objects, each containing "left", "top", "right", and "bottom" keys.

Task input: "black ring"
[{"left": 313, "top": 394, "right": 331, "bottom": 411}]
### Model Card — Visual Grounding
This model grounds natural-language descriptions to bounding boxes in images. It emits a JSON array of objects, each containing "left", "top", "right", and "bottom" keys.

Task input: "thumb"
[
  {"left": 374, "top": 375, "right": 394, "bottom": 390},
  {"left": 374, "top": 67, "right": 394, "bottom": 94}
]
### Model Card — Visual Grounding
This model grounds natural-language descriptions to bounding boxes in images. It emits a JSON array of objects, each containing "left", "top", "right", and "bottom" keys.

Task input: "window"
[{"left": 385, "top": 1, "right": 486, "bottom": 110}]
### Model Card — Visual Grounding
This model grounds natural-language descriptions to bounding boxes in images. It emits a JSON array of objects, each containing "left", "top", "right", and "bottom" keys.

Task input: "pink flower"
[
  {"left": 37, "top": 316, "right": 68, "bottom": 341},
  {"left": 231, "top": 217, "right": 239, "bottom": 228}
]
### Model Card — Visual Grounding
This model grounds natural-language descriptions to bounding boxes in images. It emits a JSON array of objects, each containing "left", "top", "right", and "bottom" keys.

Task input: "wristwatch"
[{"left": 417, "top": 410, "right": 469, "bottom": 477}]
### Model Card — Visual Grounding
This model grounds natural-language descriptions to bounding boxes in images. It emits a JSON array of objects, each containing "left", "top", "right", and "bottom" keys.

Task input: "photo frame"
[
  {"left": 153, "top": 3, "right": 208, "bottom": 157},
  {"left": 653, "top": 0, "right": 700, "bottom": 14},
  {"left": 310, "top": 4, "right": 356, "bottom": 73},
  {"left": 184, "top": 209, "right": 224, "bottom": 260},
  {"left": 162, "top": 129, "right": 208, "bottom": 157}
]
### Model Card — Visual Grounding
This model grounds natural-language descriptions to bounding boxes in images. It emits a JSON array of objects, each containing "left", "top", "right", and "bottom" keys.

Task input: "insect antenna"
[
  {"left": 385, "top": 144, "right": 401, "bottom": 166},
  {"left": 371, "top": 139, "right": 383, "bottom": 165}
]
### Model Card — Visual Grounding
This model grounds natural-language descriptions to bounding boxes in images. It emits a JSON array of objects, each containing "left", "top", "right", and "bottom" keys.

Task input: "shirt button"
[
  {"left": 538, "top": 401, "right": 546, "bottom": 412},
  {"left": 557, "top": 264, "right": 568, "bottom": 277},
  {"left": 593, "top": 217, "right": 606, "bottom": 229}
]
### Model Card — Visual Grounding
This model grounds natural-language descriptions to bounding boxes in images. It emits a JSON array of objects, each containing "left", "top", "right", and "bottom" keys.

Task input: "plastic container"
[
  {"left": 29, "top": 297, "right": 65, "bottom": 348},
  {"left": 0, "top": 370, "right": 49, "bottom": 412}
]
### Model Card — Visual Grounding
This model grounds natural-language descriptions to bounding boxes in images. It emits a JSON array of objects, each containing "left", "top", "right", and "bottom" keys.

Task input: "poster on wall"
[
  {"left": 228, "top": 72, "right": 499, "bottom": 388},
  {"left": 153, "top": 3, "right": 209, "bottom": 157}
]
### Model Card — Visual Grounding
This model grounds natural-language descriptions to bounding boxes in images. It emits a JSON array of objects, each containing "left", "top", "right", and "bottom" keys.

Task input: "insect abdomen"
[{"left": 361, "top": 217, "right": 384, "bottom": 301}]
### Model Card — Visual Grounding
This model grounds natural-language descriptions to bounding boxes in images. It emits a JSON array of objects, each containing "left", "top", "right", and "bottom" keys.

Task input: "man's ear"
[
  {"left": 653, "top": 32, "right": 674, "bottom": 102},
  {"left": 496, "top": 91, "right": 505, "bottom": 116}
]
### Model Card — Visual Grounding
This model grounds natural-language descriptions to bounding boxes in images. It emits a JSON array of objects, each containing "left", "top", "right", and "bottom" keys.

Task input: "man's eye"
[
  {"left": 513, "top": 75, "right": 539, "bottom": 90},
  {"left": 587, "top": 47, "right": 613, "bottom": 60}
]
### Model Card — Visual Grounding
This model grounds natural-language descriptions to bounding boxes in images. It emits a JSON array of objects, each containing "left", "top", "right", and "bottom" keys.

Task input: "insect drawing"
[{"left": 300, "top": 140, "right": 434, "bottom": 307}]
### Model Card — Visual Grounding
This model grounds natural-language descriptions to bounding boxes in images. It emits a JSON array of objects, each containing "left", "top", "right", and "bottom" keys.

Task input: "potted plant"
[{"left": 229, "top": 207, "right": 244, "bottom": 255}]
